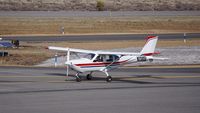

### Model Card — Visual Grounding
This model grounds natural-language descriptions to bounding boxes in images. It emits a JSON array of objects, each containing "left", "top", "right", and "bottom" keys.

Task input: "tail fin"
[{"left": 140, "top": 36, "right": 158, "bottom": 56}]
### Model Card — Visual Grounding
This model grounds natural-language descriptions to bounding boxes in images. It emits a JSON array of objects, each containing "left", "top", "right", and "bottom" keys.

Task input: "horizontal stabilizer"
[
  {"left": 146, "top": 56, "right": 169, "bottom": 60},
  {"left": 151, "top": 57, "right": 169, "bottom": 60}
]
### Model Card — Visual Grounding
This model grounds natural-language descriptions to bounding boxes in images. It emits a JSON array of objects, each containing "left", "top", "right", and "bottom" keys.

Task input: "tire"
[
  {"left": 86, "top": 74, "right": 92, "bottom": 80},
  {"left": 106, "top": 76, "right": 112, "bottom": 82}
]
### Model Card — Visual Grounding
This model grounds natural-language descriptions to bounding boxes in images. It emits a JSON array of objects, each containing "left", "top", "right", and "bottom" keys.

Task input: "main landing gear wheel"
[
  {"left": 106, "top": 76, "right": 112, "bottom": 82},
  {"left": 86, "top": 74, "right": 92, "bottom": 80}
]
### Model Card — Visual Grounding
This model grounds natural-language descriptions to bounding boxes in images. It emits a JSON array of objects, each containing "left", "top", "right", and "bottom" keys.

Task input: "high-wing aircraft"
[{"left": 48, "top": 36, "right": 167, "bottom": 82}]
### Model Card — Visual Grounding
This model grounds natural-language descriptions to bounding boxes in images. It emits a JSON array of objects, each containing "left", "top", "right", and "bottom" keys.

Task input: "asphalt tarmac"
[
  {"left": 2, "top": 33, "right": 200, "bottom": 42},
  {"left": 0, "top": 66, "right": 200, "bottom": 113},
  {"left": 1, "top": 11, "right": 200, "bottom": 17}
]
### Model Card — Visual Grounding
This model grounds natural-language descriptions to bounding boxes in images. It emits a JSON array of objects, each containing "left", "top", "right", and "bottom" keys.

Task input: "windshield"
[{"left": 83, "top": 53, "right": 95, "bottom": 60}]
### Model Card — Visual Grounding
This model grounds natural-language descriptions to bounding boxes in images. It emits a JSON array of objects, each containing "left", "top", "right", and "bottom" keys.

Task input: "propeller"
[{"left": 65, "top": 48, "right": 70, "bottom": 80}]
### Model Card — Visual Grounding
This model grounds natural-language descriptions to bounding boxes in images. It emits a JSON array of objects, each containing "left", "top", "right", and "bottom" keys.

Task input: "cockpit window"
[
  {"left": 83, "top": 53, "right": 95, "bottom": 60},
  {"left": 94, "top": 55, "right": 104, "bottom": 62},
  {"left": 93, "top": 54, "right": 119, "bottom": 62}
]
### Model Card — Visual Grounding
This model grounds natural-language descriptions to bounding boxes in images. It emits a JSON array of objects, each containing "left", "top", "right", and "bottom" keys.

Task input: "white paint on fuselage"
[{"left": 66, "top": 55, "right": 139, "bottom": 73}]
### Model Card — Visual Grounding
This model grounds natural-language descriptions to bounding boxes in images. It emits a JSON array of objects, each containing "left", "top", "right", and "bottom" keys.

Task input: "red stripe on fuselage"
[{"left": 75, "top": 60, "right": 128, "bottom": 67}]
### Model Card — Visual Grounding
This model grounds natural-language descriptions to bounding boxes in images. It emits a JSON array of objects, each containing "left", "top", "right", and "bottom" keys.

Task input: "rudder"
[{"left": 140, "top": 36, "right": 158, "bottom": 56}]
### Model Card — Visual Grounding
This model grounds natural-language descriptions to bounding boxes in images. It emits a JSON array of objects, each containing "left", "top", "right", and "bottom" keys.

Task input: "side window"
[
  {"left": 93, "top": 55, "right": 104, "bottom": 62},
  {"left": 106, "top": 55, "right": 113, "bottom": 62},
  {"left": 106, "top": 55, "right": 119, "bottom": 62}
]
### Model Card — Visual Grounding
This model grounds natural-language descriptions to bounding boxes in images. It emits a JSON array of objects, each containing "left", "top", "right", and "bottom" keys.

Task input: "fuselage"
[
  {"left": 65, "top": 54, "right": 140, "bottom": 73},
  {"left": 48, "top": 36, "right": 161, "bottom": 82}
]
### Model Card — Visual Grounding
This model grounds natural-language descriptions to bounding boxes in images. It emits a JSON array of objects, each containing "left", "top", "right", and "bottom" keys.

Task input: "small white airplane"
[{"left": 48, "top": 36, "right": 166, "bottom": 82}]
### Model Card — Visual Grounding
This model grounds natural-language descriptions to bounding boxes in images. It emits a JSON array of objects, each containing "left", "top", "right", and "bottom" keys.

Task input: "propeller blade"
[
  {"left": 65, "top": 48, "right": 70, "bottom": 80},
  {"left": 66, "top": 65, "right": 69, "bottom": 76}
]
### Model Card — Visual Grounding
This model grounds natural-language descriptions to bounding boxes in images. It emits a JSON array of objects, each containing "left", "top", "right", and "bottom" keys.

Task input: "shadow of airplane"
[
  {"left": 45, "top": 72, "right": 200, "bottom": 85},
  {"left": 1, "top": 73, "right": 200, "bottom": 95}
]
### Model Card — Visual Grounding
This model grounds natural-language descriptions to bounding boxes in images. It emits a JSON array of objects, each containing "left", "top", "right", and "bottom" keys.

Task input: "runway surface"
[
  {"left": 0, "top": 66, "right": 200, "bottom": 113},
  {"left": 2, "top": 33, "right": 200, "bottom": 42}
]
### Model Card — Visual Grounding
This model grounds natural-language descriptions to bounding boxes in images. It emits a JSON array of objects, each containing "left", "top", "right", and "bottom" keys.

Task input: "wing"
[
  {"left": 48, "top": 46, "right": 141, "bottom": 56},
  {"left": 96, "top": 51, "right": 141, "bottom": 56},
  {"left": 48, "top": 46, "right": 96, "bottom": 54}
]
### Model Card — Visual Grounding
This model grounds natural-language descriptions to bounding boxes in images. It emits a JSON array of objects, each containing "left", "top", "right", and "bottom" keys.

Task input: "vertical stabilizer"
[{"left": 140, "top": 36, "right": 158, "bottom": 56}]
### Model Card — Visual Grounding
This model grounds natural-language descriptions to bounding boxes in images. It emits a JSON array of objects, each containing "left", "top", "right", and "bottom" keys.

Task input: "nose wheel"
[
  {"left": 76, "top": 76, "right": 81, "bottom": 82},
  {"left": 75, "top": 73, "right": 81, "bottom": 82}
]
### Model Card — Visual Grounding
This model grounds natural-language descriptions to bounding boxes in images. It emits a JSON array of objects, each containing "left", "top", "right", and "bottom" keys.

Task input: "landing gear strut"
[{"left": 104, "top": 71, "right": 112, "bottom": 82}]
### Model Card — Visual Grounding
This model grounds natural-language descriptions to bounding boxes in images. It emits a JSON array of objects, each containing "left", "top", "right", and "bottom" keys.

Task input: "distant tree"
[{"left": 96, "top": 0, "right": 104, "bottom": 11}]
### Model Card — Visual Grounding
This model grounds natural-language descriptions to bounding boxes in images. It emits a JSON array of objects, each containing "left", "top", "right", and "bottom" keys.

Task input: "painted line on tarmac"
[
  {"left": 120, "top": 75, "right": 200, "bottom": 80},
  {"left": 158, "top": 75, "right": 200, "bottom": 79},
  {"left": 0, "top": 75, "right": 64, "bottom": 78},
  {"left": 0, "top": 75, "right": 199, "bottom": 79}
]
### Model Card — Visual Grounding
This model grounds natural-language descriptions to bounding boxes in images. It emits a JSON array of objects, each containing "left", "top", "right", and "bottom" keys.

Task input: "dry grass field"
[
  {"left": 0, "top": 16, "right": 200, "bottom": 35},
  {"left": 0, "top": 0, "right": 199, "bottom": 11},
  {"left": 1, "top": 39, "right": 200, "bottom": 66},
  {"left": 0, "top": 44, "right": 52, "bottom": 66}
]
